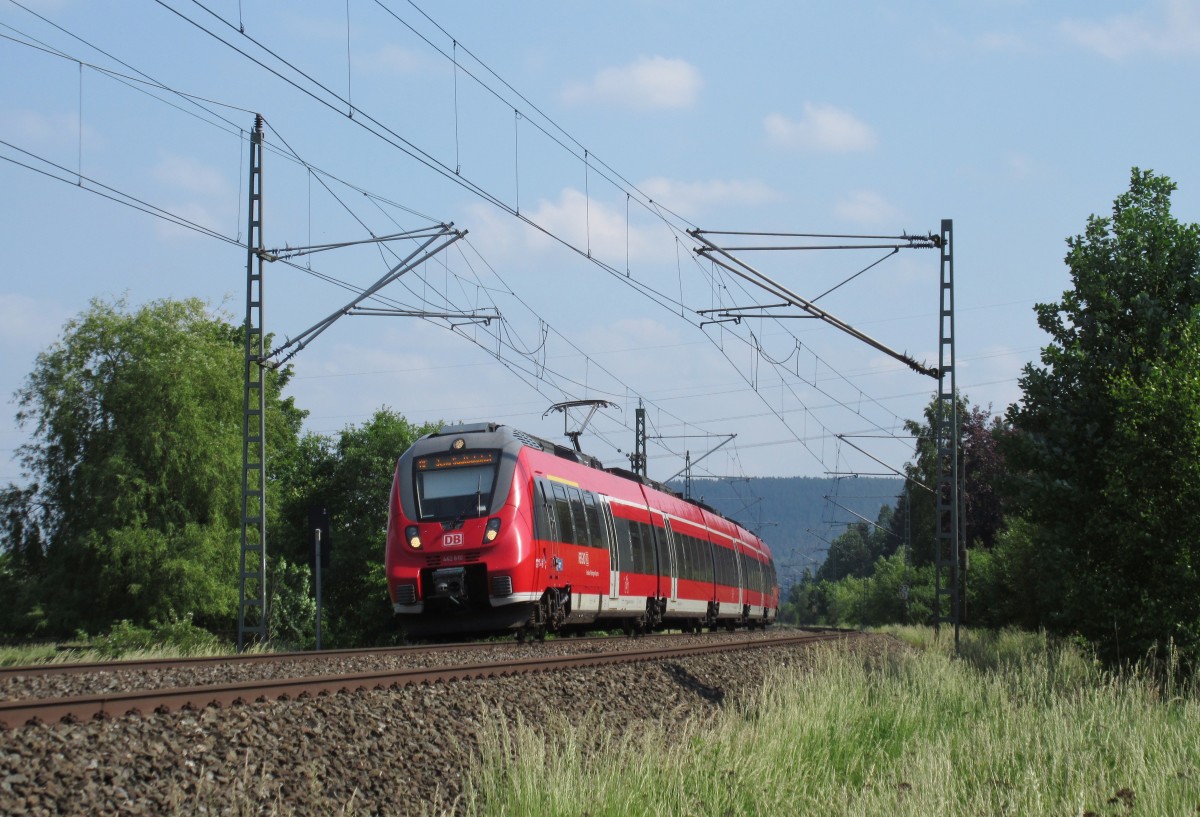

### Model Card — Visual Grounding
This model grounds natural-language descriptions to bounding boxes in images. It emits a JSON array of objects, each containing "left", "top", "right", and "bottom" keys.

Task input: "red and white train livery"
[{"left": 385, "top": 422, "right": 778, "bottom": 638}]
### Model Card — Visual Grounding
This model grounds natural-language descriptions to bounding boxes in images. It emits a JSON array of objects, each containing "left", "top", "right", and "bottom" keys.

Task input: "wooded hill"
[{"left": 667, "top": 476, "right": 902, "bottom": 589}]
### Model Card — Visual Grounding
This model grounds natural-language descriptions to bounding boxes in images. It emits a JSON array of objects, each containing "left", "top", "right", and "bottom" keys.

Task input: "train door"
[
  {"left": 547, "top": 481, "right": 577, "bottom": 586},
  {"left": 602, "top": 501, "right": 620, "bottom": 600},
  {"left": 734, "top": 542, "right": 745, "bottom": 607},
  {"left": 532, "top": 480, "right": 552, "bottom": 591},
  {"left": 662, "top": 518, "right": 678, "bottom": 601}
]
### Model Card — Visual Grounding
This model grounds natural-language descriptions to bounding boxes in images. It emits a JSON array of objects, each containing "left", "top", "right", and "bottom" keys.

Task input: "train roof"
[{"left": 428, "top": 422, "right": 755, "bottom": 541}]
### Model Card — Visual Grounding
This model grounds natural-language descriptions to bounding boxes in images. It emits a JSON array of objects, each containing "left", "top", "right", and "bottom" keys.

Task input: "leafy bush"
[
  {"left": 87, "top": 616, "right": 226, "bottom": 659},
  {"left": 267, "top": 555, "right": 316, "bottom": 650}
]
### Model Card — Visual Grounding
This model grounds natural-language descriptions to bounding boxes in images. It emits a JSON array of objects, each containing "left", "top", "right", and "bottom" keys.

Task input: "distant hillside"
[{"left": 667, "top": 476, "right": 902, "bottom": 590}]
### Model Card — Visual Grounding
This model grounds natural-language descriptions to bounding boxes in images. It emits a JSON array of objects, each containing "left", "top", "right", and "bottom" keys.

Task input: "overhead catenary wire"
[
  {"left": 170, "top": 0, "right": 923, "bottom": 432},
  {"left": 0, "top": 139, "right": 242, "bottom": 246},
  {"left": 242, "top": 124, "right": 728, "bottom": 468},
  {"left": 6, "top": 1, "right": 941, "bottom": 493},
  {"left": 157, "top": 0, "right": 715, "bottom": 344}
]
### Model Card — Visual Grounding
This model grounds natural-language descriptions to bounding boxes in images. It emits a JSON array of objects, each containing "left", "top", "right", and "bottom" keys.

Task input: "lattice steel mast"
[
  {"left": 236, "top": 117, "right": 480, "bottom": 651},
  {"left": 238, "top": 115, "right": 268, "bottom": 652},
  {"left": 687, "top": 224, "right": 961, "bottom": 643},
  {"left": 933, "top": 219, "right": 960, "bottom": 648}
]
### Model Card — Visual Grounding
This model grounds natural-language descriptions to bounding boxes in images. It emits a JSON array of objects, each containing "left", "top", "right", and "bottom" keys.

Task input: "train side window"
[
  {"left": 647, "top": 522, "right": 662, "bottom": 576},
  {"left": 568, "top": 486, "right": 590, "bottom": 547},
  {"left": 686, "top": 535, "right": 700, "bottom": 582},
  {"left": 601, "top": 500, "right": 619, "bottom": 562},
  {"left": 533, "top": 480, "right": 554, "bottom": 541},
  {"left": 715, "top": 544, "right": 732, "bottom": 586},
  {"left": 628, "top": 521, "right": 645, "bottom": 574},
  {"left": 583, "top": 492, "right": 605, "bottom": 549},
  {"left": 633, "top": 521, "right": 656, "bottom": 575},
  {"left": 696, "top": 536, "right": 713, "bottom": 584},
  {"left": 613, "top": 515, "right": 635, "bottom": 572},
  {"left": 674, "top": 527, "right": 691, "bottom": 581},
  {"left": 652, "top": 522, "right": 672, "bottom": 578},
  {"left": 550, "top": 482, "right": 576, "bottom": 544}
]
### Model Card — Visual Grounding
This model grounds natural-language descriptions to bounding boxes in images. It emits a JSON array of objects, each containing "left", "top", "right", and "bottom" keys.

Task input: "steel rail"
[
  {"left": 0, "top": 631, "right": 857, "bottom": 729},
  {"left": 0, "top": 631, "right": 717, "bottom": 680}
]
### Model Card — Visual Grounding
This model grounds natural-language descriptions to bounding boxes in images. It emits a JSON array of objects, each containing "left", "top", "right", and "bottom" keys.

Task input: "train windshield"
[{"left": 414, "top": 450, "right": 500, "bottom": 520}]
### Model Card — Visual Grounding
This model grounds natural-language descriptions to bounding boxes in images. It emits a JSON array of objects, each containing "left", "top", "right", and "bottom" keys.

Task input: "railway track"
[
  {"left": 0, "top": 631, "right": 699, "bottom": 680},
  {"left": 0, "top": 629, "right": 857, "bottom": 729}
]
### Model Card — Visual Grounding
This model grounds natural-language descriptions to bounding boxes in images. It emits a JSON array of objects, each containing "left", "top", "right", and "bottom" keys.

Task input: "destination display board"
[{"left": 415, "top": 450, "right": 498, "bottom": 471}]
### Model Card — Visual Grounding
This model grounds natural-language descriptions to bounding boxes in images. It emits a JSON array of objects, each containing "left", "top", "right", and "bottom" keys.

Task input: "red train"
[{"left": 385, "top": 422, "right": 779, "bottom": 639}]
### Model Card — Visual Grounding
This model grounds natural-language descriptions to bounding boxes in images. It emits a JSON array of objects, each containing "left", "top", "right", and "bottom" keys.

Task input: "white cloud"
[
  {"left": 581, "top": 317, "right": 681, "bottom": 352},
  {"left": 149, "top": 155, "right": 233, "bottom": 241},
  {"left": 154, "top": 201, "right": 225, "bottom": 242},
  {"left": 153, "top": 154, "right": 230, "bottom": 197},
  {"left": 355, "top": 44, "right": 427, "bottom": 76},
  {"left": 1007, "top": 153, "right": 1033, "bottom": 180},
  {"left": 764, "top": 104, "right": 877, "bottom": 152},
  {"left": 0, "top": 293, "right": 72, "bottom": 350},
  {"left": 561, "top": 56, "right": 702, "bottom": 110},
  {"left": 976, "top": 30, "right": 1030, "bottom": 53},
  {"left": 637, "top": 177, "right": 781, "bottom": 218},
  {"left": 833, "top": 190, "right": 902, "bottom": 225},
  {"left": 467, "top": 187, "right": 675, "bottom": 266},
  {"left": 524, "top": 188, "right": 670, "bottom": 262},
  {"left": 1062, "top": 0, "right": 1200, "bottom": 58},
  {"left": 1, "top": 110, "right": 100, "bottom": 150}
]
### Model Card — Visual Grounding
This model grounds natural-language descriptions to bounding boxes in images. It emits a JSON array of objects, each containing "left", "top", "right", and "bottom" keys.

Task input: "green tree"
[
  {"left": 897, "top": 396, "right": 1008, "bottom": 566},
  {"left": 275, "top": 408, "right": 439, "bottom": 647},
  {"left": 1005, "top": 169, "right": 1200, "bottom": 664},
  {"left": 816, "top": 503, "right": 899, "bottom": 583},
  {"left": 786, "top": 568, "right": 825, "bottom": 625},
  {"left": 816, "top": 523, "right": 873, "bottom": 582},
  {"left": 2, "top": 297, "right": 303, "bottom": 636},
  {"left": 965, "top": 518, "right": 1058, "bottom": 630}
]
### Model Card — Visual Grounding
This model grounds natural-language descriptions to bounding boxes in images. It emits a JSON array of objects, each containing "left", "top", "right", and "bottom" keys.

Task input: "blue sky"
[{"left": 2, "top": 0, "right": 1198, "bottom": 496}]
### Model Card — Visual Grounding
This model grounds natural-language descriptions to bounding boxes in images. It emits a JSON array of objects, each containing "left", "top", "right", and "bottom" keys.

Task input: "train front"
[{"left": 385, "top": 423, "right": 536, "bottom": 636}]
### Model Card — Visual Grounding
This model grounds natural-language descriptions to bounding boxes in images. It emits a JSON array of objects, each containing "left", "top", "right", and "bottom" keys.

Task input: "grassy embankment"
[
  {"left": 465, "top": 627, "right": 1200, "bottom": 816},
  {"left": 0, "top": 620, "right": 234, "bottom": 665}
]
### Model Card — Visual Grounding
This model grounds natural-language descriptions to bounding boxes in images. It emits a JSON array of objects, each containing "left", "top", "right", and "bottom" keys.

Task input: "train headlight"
[
  {"left": 405, "top": 525, "right": 422, "bottom": 550},
  {"left": 483, "top": 518, "right": 502, "bottom": 544}
]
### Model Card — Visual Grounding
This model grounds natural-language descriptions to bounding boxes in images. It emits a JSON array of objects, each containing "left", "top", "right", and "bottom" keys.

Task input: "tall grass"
[
  {"left": 0, "top": 619, "right": 232, "bottom": 666},
  {"left": 465, "top": 629, "right": 1200, "bottom": 816}
]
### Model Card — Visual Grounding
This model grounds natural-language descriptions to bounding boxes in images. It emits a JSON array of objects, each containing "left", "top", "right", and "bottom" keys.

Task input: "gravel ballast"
[{"left": 0, "top": 632, "right": 888, "bottom": 816}]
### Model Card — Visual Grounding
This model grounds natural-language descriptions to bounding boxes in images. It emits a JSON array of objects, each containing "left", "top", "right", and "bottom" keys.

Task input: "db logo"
[{"left": 443, "top": 532, "right": 464, "bottom": 547}]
